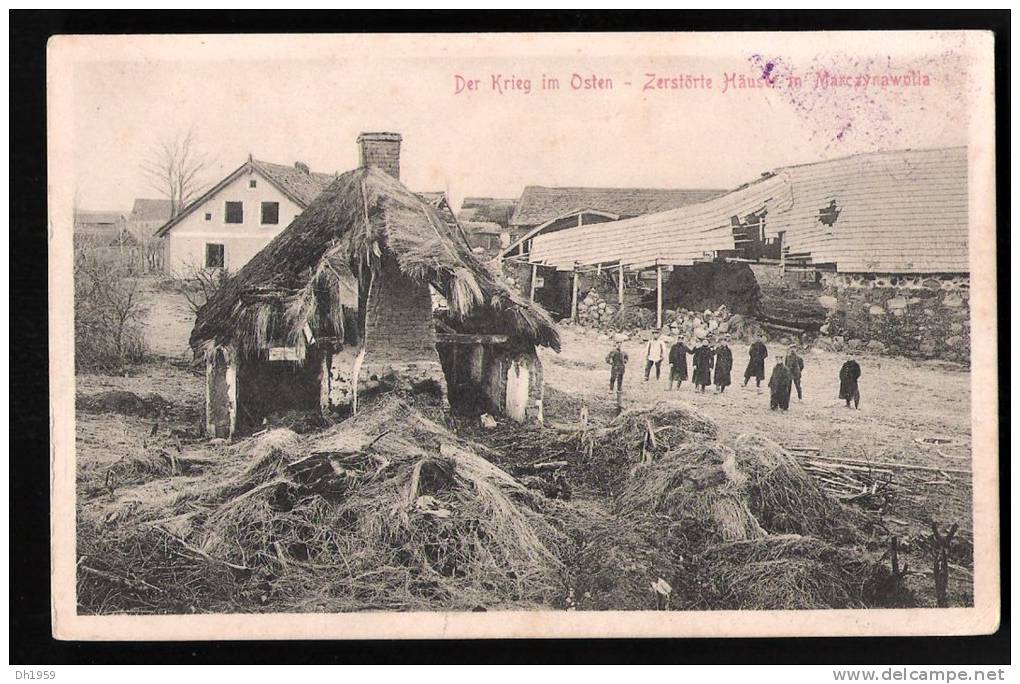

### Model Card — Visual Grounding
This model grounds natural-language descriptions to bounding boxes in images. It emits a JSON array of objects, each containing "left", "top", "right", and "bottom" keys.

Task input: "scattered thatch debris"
[
  {"left": 732, "top": 434, "right": 870, "bottom": 543},
  {"left": 573, "top": 401, "right": 718, "bottom": 496},
  {"left": 546, "top": 499, "right": 678, "bottom": 611},
  {"left": 693, "top": 535, "right": 913, "bottom": 610},
  {"left": 619, "top": 443, "right": 766, "bottom": 548},
  {"left": 77, "top": 389, "right": 921, "bottom": 614},
  {"left": 78, "top": 398, "right": 565, "bottom": 614}
]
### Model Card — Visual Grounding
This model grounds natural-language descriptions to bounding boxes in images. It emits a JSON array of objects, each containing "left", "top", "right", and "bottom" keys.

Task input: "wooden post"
[
  {"left": 618, "top": 263, "right": 624, "bottom": 307},
  {"left": 319, "top": 349, "right": 331, "bottom": 418},
  {"left": 655, "top": 262, "right": 663, "bottom": 329},
  {"left": 529, "top": 262, "right": 537, "bottom": 302},
  {"left": 570, "top": 267, "right": 579, "bottom": 321},
  {"left": 779, "top": 230, "right": 786, "bottom": 278}
]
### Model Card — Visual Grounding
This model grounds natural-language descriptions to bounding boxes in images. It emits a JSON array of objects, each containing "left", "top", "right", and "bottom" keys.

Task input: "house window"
[
  {"left": 204, "top": 212, "right": 212, "bottom": 221},
  {"left": 225, "top": 201, "right": 243, "bottom": 224},
  {"left": 261, "top": 201, "right": 280, "bottom": 225},
  {"left": 205, "top": 243, "right": 225, "bottom": 269},
  {"left": 249, "top": 179, "right": 257, "bottom": 188}
]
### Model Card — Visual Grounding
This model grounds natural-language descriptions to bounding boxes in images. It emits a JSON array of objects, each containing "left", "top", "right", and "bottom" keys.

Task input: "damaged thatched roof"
[{"left": 191, "top": 166, "right": 559, "bottom": 357}]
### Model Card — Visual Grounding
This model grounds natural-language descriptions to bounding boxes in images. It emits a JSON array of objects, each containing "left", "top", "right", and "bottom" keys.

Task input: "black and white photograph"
[{"left": 44, "top": 28, "right": 999, "bottom": 641}]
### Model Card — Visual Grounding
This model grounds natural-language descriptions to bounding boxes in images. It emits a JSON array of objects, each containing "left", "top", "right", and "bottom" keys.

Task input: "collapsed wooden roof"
[
  {"left": 191, "top": 166, "right": 560, "bottom": 358},
  {"left": 509, "top": 185, "right": 726, "bottom": 228},
  {"left": 527, "top": 147, "right": 969, "bottom": 274}
]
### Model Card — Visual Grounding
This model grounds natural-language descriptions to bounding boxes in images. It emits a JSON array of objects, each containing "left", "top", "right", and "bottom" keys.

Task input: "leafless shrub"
[
  {"left": 74, "top": 235, "right": 149, "bottom": 371},
  {"left": 174, "top": 265, "right": 233, "bottom": 314}
]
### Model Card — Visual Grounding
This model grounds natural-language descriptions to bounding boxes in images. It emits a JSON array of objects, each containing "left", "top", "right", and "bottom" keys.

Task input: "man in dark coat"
[
  {"left": 786, "top": 347, "right": 805, "bottom": 401},
  {"left": 713, "top": 338, "right": 733, "bottom": 393},
  {"left": 691, "top": 341, "right": 714, "bottom": 392},
  {"left": 667, "top": 337, "right": 690, "bottom": 390},
  {"left": 768, "top": 356, "right": 793, "bottom": 411},
  {"left": 839, "top": 354, "right": 862, "bottom": 409},
  {"left": 606, "top": 341, "right": 628, "bottom": 392},
  {"left": 743, "top": 337, "right": 769, "bottom": 390}
]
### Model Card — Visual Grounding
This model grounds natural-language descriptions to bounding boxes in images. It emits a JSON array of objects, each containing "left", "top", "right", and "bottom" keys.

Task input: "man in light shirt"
[{"left": 644, "top": 329, "right": 668, "bottom": 382}]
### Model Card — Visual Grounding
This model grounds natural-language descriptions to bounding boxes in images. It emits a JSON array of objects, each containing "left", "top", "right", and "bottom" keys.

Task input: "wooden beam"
[
  {"left": 570, "top": 268, "right": 579, "bottom": 321},
  {"left": 529, "top": 262, "right": 537, "bottom": 302},
  {"left": 655, "top": 263, "right": 663, "bottom": 329},
  {"left": 618, "top": 263, "right": 624, "bottom": 307},
  {"left": 436, "top": 333, "right": 510, "bottom": 345}
]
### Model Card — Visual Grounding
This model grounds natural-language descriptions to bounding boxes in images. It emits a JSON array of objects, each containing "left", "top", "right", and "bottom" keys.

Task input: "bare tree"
[{"left": 141, "top": 128, "right": 211, "bottom": 217}]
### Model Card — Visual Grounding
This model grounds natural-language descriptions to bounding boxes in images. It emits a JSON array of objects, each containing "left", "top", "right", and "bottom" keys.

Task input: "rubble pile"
[
  {"left": 569, "top": 299, "right": 768, "bottom": 345},
  {"left": 575, "top": 290, "right": 617, "bottom": 327}
]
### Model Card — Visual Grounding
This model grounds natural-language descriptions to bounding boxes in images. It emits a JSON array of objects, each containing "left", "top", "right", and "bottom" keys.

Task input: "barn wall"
[{"left": 816, "top": 273, "right": 970, "bottom": 363}]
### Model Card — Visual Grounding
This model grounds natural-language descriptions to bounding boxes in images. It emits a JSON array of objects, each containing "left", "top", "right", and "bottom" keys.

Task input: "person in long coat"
[
  {"left": 667, "top": 338, "right": 690, "bottom": 390},
  {"left": 713, "top": 339, "right": 733, "bottom": 393},
  {"left": 743, "top": 337, "right": 769, "bottom": 389},
  {"left": 839, "top": 354, "right": 862, "bottom": 409},
  {"left": 786, "top": 347, "right": 805, "bottom": 401},
  {"left": 768, "top": 357, "right": 793, "bottom": 411},
  {"left": 692, "top": 341, "right": 714, "bottom": 392}
]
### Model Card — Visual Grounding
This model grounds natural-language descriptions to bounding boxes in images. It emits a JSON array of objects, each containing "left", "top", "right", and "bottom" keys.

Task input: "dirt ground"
[{"left": 74, "top": 283, "right": 975, "bottom": 609}]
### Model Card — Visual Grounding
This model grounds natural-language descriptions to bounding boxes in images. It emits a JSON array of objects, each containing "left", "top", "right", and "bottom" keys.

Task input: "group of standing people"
[{"left": 605, "top": 331, "right": 863, "bottom": 411}]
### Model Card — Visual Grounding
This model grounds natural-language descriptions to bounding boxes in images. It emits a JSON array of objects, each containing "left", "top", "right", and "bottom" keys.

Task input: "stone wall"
[{"left": 815, "top": 272, "right": 970, "bottom": 363}]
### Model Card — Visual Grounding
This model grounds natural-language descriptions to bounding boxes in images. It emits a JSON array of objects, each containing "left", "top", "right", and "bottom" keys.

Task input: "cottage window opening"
[
  {"left": 204, "top": 212, "right": 212, "bottom": 221},
  {"left": 225, "top": 201, "right": 244, "bottom": 224},
  {"left": 205, "top": 243, "right": 225, "bottom": 269},
  {"left": 249, "top": 179, "right": 258, "bottom": 189},
  {"left": 261, "top": 201, "right": 280, "bottom": 225}
]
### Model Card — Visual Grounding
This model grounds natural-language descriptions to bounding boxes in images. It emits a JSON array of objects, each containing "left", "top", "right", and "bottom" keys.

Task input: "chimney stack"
[{"left": 357, "top": 132, "right": 402, "bottom": 179}]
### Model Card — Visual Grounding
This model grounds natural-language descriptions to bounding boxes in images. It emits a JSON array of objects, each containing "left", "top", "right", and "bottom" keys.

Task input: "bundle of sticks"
[
  {"left": 785, "top": 446, "right": 970, "bottom": 510},
  {"left": 787, "top": 448, "right": 897, "bottom": 510}
]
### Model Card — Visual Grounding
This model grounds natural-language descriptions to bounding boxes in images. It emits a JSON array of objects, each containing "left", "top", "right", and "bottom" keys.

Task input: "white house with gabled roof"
[{"left": 155, "top": 156, "right": 338, "bottom": 274}]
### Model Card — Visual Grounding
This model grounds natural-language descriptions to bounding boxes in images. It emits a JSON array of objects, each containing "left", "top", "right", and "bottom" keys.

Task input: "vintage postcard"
[{"left": 48, "top": 30, "right": 998, "bottom": 640}]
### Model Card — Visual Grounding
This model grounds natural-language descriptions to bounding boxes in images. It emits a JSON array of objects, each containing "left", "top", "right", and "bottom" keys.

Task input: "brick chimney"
[{"left": 357, "top": 132, "right": 402, "bottom": 179}]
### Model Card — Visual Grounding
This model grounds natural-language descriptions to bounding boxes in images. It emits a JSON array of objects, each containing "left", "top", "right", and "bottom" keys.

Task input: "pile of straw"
[
  {"left": 573, "top": 401, "right": 718, "bottom": 496},
  {"left": 731, "top": 434, "right": 868, "bottom": 543},
  {"left": 79, "top": 398, "right": 565, "bottom": 613},
  {"left": 618, "top": 443, "right": 766, "bottom": 548},
  {"left": 693, "top": 535, "right": 912, "bottom": 610}
]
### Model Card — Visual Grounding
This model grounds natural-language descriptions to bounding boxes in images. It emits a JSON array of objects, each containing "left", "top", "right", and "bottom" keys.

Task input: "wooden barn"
[
  {"left": 516, "top": 146, "right": 969, "bottom": 333},
  {"left": 190, "top": 133, "right": 559, "bottom": 438}
]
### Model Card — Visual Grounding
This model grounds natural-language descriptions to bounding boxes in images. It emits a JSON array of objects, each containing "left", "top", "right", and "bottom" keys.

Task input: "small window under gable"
[
  {"left": 205, "top": 243, "right": 225, "bottom": 269},
  {"left": 204, "top": 212, "right": 212, "bottom": 221},
  {"left": 225, "top": 201, "right": 243, "bottom": 224},
  {"left": 249, "top": 178, "right": 258, "bottom": 189}
]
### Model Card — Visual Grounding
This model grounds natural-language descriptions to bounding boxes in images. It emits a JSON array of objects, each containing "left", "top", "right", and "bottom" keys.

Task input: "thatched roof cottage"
[{"left": 192, "top": 133, "right": 559, "bottom": 438}]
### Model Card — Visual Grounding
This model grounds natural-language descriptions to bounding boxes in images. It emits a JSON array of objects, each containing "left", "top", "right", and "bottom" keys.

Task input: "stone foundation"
[{"left": 815, "top": 273, "right": 970, "bottom": 363}]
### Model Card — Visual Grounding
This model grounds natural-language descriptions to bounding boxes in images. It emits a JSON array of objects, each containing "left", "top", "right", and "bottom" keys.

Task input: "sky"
[{"left": 65, "top": 32, "right": 980, "bottom": 214}]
